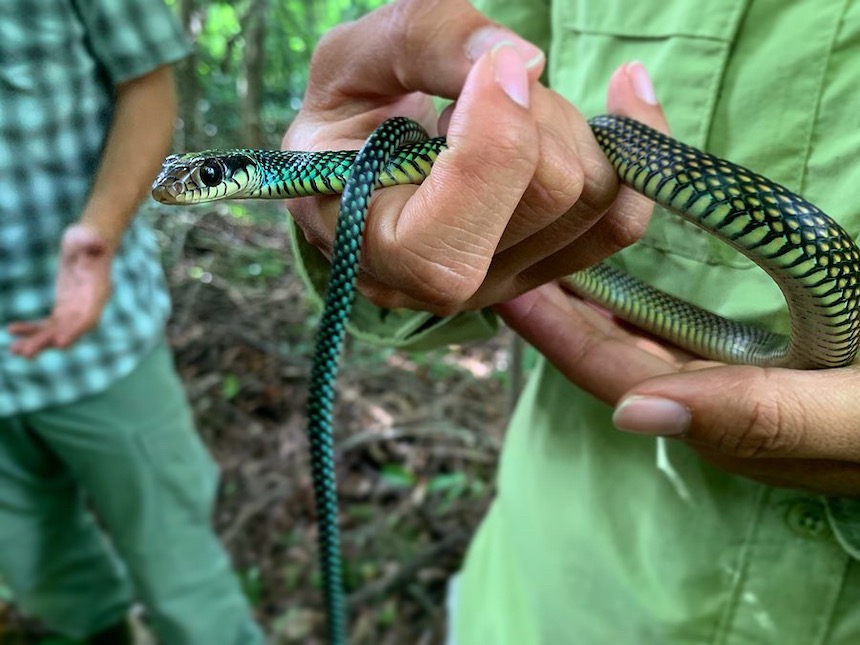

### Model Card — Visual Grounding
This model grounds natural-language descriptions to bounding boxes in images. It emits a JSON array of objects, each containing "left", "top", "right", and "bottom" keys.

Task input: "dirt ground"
[{"left": 0, "top": 202, "right": 514, "bottom": 644}]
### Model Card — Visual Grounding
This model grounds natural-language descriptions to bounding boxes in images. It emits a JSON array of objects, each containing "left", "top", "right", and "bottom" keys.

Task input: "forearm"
[{"left": 78, "top": 65, "right": 177, "bottom": 251}]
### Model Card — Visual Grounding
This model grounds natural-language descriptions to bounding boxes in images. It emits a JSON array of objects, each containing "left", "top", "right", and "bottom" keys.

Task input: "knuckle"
[
  {"left": 563, "top": 148, "right": 654, "bottom": 253},
  {"left": 715, "top": 370, "right": 805, "bottom": 458},
  {"left": 308, "top": 23, "right": 353, "bottom": 81},
  {"left": 388, "top": 1, "right": 428, "bottom": 70},
  {"left": 400, "top": 247, "right": 486, "bottom": 307},
  {"left": 376, "top": 232, "right": 487, "bottom": 309},
  {"left": 359, "top": 283, "right": 403, "bottom": 311},
  {"left": 494, "top": 125, "right": 540, "bottom": 169},
  {"left": 451, "top": 136, "right": 538, "bottom": 210},
  {"left": 577, "top": 153, "right": 620, "bottom": 216},
  {"left": 600, "top": 205, "right": 650, "bottom": 252},
  {"left": 529, "top": 155, "right": 584, "bottom": 219}
]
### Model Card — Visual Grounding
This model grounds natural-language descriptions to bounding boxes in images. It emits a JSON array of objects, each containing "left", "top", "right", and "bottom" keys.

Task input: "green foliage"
[
  {"left": 239, "top": 565, "right": 264, "bottom": 606},
  {"left": 379, "top": 463, "right": 416, "bottom": 489},
  {"left": 176, "top": 0, "right": 391, "bottom": 149},
  {"left": 222, "top": 372, "right": 241, "bottom": 400},
  {"left": 376, "top": 600, "right": 397, "bottom": 628},
  {"left": 198, "top": 4, "right": 241, "bottom": 60}
]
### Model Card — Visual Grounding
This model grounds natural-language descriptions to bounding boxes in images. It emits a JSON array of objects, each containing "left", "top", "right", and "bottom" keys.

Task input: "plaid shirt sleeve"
[{"left": 72, "top": 0, "right": 191, "bottom": 83}]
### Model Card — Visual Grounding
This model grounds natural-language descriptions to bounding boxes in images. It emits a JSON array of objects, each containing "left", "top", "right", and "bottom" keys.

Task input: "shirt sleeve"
[{"left": 72, "top": 0, "right": 191, "bottom": 84}]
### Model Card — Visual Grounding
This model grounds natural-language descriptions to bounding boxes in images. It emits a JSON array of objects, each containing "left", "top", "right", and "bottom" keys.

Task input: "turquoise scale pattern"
[
  {"left": 249, "top": 140, "right": 444, "bottom": 197},
  {"left": 151, "top": 141, "right": 443, "bottom": 203},
  {"left": 305, "top": 117, "right": 429, "bottom": 645}
]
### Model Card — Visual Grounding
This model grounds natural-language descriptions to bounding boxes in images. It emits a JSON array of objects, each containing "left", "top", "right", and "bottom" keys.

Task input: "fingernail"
[
  {"left": 613, "top": 395, "right": 691, "bottom": 435},
  {"left": 626, "top": 61, "right": 658, "bottom": 105},
  {"left": 490, "top": 42, "right": 529, "bottom": 108},
  {"left": 466, "top": 26, "right": 544, "bottom": 69}
]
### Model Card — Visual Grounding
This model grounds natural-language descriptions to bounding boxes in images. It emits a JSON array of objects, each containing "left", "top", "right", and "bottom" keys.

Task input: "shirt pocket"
[{"left": 549, "top": 0, "right": 750, "bottom": 267}]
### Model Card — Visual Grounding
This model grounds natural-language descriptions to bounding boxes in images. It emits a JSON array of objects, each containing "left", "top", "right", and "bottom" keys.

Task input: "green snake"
[{"left": 152, "top": 115, "right": 860, "bottom": 643}]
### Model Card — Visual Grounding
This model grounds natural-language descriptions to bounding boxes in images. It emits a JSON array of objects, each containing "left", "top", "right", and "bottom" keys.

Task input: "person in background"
[
  {"left": 283, "top": 0, "right": 860, "bottom": 642},
  {"left": 0, "top": 2, "right": 263, "bottom": 643}
]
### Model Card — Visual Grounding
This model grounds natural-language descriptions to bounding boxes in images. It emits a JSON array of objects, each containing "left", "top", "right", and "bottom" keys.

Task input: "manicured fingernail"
[
  {"left": 466, "top": 26, "right": 544, "bottom": 69},
  {"left": 490, "top": 42, "right": 529, "bottom": 108},
  {"left": 626, "top": 61, "right": 657, "bottom": 105},
  {"left": 613, "top": 395, "right": 691, "bottom": 435}
]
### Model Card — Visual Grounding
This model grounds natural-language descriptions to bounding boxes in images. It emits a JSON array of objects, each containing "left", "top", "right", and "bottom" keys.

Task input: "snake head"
[{"left": 151, "top": 150, "right": 262, "bottom": 204}]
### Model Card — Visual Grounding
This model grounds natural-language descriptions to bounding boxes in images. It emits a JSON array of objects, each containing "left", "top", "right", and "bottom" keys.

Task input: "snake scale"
[{"left": 152, "top": 115, "right": 860, "bottom": 643}]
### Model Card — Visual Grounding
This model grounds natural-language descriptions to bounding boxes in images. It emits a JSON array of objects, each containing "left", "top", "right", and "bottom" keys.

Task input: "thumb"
[
  {"left": 606, "top": 61, "right": 670, "bottom": 135},
  {"left": 613, "top": 365, "right": 860, "bottom": 462}
]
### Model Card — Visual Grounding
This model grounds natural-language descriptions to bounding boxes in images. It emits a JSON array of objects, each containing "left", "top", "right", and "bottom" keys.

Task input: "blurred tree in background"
[{"left": 170, "top": 0, "right": 388, "bottom": 149}]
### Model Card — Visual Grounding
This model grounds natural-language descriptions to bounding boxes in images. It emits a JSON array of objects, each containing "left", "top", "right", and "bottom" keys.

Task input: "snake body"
[{"left": 152, "top": 115, "right": 860, "bottom": 642}]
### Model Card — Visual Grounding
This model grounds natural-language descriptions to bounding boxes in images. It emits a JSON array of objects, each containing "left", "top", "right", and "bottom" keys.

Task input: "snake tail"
[{"left": 305, "top": 117, "right": 430, "bottom": 644}]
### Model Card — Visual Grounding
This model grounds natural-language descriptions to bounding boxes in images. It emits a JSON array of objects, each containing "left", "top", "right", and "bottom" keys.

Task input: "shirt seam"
[
  {"left": 797, "top": 0, "right": 850, "bottom": 195},
  {"left": 631, "top": 0, "right": 750, "bottom": 268},
  {"left": 564, "top": 26, "right": 731, "bottom": 43},
  {"left": 711, "top": 485, "right": 768, "bottom": 645},
  {"left": 813, "top": 553, "right": 849, "bottom": 645},
  {"left": 701, "top": 0, "right": 751, "bottom": 149}
]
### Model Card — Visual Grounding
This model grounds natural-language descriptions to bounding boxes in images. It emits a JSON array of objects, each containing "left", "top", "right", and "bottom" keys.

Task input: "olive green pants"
[{"left": 0, "top": 341, "right": 264, "bottom": 644}]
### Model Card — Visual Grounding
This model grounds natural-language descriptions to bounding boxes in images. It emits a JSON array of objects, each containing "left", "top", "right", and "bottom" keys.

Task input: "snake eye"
[{"left": 199, "top": 161, "right": 224, "bottom": 188}]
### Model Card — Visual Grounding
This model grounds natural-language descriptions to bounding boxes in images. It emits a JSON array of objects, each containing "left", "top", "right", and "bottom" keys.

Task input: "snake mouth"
[
  {"left": 151, "top": 179, "right": 189, "bottom": 204},
  {"left": 151, "top": 157, "right": 202, "bottom": 204}
]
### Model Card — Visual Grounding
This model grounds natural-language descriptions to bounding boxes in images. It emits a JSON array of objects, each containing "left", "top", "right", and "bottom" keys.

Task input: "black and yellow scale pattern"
[
  {"left": 573, "top": 115, "right": 860, "bottom": 368},
  {"left": 152, "top": 115, "right": 860, "bottom": 643}
]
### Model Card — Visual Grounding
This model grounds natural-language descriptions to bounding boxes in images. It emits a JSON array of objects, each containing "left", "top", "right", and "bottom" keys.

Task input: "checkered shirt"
[{"left": 0, "top": 0, "right": 190, "bottom": 414}]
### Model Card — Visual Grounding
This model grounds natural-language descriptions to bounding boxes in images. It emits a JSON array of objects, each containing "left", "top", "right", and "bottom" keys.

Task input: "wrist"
[
  {"left": 76, "top": 206, "right": 128, "bottom": 253},
  {"left": 62, "top": 223, "right": 115, "bottom": 259}
]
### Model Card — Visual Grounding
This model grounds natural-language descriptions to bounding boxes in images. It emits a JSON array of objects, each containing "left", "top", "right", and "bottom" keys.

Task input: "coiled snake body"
[{"left": 153, "top": 115, "right": 860, "bottom": 643}]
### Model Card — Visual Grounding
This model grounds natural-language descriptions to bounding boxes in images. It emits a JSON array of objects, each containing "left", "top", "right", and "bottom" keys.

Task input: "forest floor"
[{"left": 0, "top": 202, "right": 516, "bottom": 645}]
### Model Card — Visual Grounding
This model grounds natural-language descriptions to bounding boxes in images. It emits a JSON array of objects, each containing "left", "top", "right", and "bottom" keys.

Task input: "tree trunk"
[
  {"left": 240, "top": 0, "right": 269, "bottom": 148},
  {"left": 177, "top": 0, "right": 203, "bottom": 149}
]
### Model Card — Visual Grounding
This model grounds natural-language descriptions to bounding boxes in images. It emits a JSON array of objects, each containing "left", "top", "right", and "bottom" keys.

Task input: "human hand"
[
  {"left": 498, "top": 280, "right": 860, "bottom": 496},
  {"left": 8, "top": 224, "right": 113, "bottom": 358},
  {"left": 283, "top": 0, "right": 667, "bottom": 315}
]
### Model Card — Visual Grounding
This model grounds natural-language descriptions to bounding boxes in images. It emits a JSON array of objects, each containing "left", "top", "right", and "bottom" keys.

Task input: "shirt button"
[{"left": 785, "top": 500, "right": 831, "bottom": 540}]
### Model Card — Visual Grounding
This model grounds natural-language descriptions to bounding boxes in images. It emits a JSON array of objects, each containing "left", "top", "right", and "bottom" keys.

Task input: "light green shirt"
[{"left": 292, "top": 0, "right": 860, "bottom": 641}]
